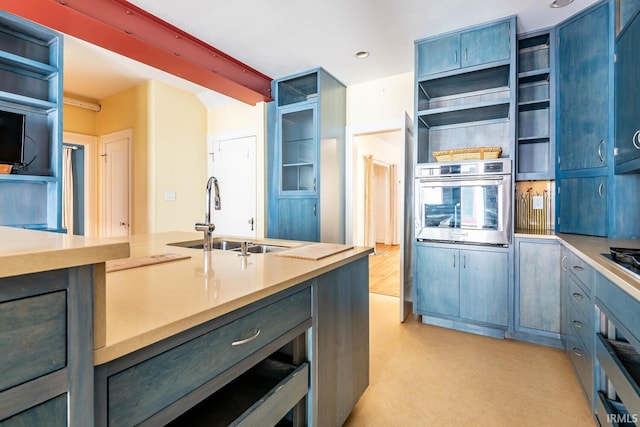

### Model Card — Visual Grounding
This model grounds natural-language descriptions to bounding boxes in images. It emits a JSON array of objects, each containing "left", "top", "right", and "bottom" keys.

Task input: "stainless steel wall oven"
[{"left": 414, "top": 159, "right": 512, "bottom": 245}]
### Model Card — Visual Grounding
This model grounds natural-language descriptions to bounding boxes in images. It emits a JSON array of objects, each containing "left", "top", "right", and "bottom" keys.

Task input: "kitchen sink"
[{"left": 167, "top": 239, "right": 287, "bottom": 253}]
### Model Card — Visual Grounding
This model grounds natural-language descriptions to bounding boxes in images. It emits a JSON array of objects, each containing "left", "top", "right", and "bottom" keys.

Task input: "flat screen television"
[{"left": 0, "top": 110, "right": 25, "bottom": 165}]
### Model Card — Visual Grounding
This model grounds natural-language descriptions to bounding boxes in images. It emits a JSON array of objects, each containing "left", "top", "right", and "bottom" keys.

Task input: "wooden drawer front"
[
  {"left": 0, "top": 394, "right": 67, "bottom": 426},
  {"left": 567, "top": 274, "right": 592, "bottom": 320},
  {"left": 596, "top": 334, "right": 640, "bottom": 418},
  {"left": 108, "top": 289, "right": 311, "bottom": 426},
  {"left": 0, "top": 291, "right": 67, "bottom": 392},
  {"left": 565, "top": 250, "right": 594, "bottom": 292},
  {"left": 596, "top": 274, "right": 640, "bottom": 346},
  {"left": 567, "top": 302, "right": 593, "bottom": 358},
  {"left": 567, "top": 332, "right": 594, "bottom": 405},
  {"left": 169, "top": 361, "right": 309, "bottom": 427}
]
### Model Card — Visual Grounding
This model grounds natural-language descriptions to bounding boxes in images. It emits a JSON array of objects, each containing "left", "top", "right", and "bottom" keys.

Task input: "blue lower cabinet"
[
  {"left": 0, "top": 394, "right": 67, "bottom": 427},
  {"left": 414, "top": 243, "right": 510, "bottom": 336},
  {"left": 276, "top": 197, "right": 319, "bottom": 242}
]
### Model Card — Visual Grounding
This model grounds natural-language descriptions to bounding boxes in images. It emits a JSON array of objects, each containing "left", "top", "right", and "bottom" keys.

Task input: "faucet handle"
[{"left": 195, "top": 222, "right": 215, "bottom": 232}]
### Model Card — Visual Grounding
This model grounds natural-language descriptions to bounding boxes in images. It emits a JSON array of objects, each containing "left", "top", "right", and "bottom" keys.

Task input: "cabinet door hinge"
[{"left": 209, "top": 152, "right": 215, "bottom": 162}]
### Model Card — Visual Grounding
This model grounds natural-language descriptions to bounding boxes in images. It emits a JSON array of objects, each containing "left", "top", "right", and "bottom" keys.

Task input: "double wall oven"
[{"left": 414, "top": 159, "right": 512, "bottom": 246}]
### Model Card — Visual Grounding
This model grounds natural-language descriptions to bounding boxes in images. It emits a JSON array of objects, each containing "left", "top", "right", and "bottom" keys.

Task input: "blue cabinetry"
[
  {"left": 557, "top": 2, "right": 610, "bottom": 173},
  {"left": 558, "top": 176, "right": 608, "bottom": 236},
  {"left": 0, "top": 11, "right": 62, "bottom": 230},
  {"left": 416, "top": 21, "right": 511, "bottom": 76},
  {"left": 560, "top": 246, "right": 595, "bottom": 409},
  {"left": 614, "top": 9, "right": 640, "bottom": 173},
  {"left": 414, "top": 16, "right": 516, "bottom": 164},
  {"left": 414, "top": 242, "right": 509, "bottom": 337},
  {"left": 510, "top": 238, "right": 562, "bottom": 347},
  {"left": 0, "top": 266, "right": 95, "bottom": 425},
  {"left": 267, "top": 68, "right": 345, "bottom": 243}
]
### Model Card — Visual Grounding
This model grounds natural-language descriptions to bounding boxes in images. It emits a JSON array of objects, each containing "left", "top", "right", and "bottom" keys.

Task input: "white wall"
[{"left": 346, "top": 72, "right": 414, "bottom": 127}]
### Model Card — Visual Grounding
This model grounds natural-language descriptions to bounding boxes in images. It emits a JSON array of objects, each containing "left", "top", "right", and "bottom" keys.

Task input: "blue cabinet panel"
[
  {"left": 1, "top": 394, "right": 67, "bottom": 427},
  {"left": 558, "top": 176, "right": 608, "bottom": 236},
  {"left": 615, "top": 12, "right": 640, "bottom": 171},
  {"left": 414, "top": 245, "right": 459, "bottom": 317},
  {"left": 277, "top": 197, "right": 318, "bottom": 242},
  {"left": 557, "top": 3, "right": 609, "bottom": 172},
  {"left": 416, "top": 35, "right": 460, "bottom": 76},
  {"left": 459, "top": 249, "right": 509, "bottom": 326},
  {"left": 460, "top": 21, "right": 511, "bottom": 68}
]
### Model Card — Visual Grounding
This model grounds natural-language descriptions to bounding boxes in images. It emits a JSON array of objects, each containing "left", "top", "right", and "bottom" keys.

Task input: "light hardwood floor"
[
  {"left": 369, "top": 243, "right": 400, "bottom": 297},
  {"left": 345, "top": 272, "right": 594, "bottom": 426}
]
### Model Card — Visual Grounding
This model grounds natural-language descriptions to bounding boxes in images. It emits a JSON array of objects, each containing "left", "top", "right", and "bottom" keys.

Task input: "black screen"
[{"left": 0, "top": 110, "right": 25, "bottom": 165}]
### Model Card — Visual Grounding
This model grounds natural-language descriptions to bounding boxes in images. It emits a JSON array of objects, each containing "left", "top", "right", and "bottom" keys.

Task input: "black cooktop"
[{"left": 602, "top": 247, "right": 640, "bottom": 277}]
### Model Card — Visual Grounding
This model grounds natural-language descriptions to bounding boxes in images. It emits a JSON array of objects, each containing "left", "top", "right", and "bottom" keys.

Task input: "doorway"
[
  {"left": 62, "top": 132, "right": 96, "bottom": 236},
  {"left": 208, "top": 133, "right": 257, "bottom": 239}
]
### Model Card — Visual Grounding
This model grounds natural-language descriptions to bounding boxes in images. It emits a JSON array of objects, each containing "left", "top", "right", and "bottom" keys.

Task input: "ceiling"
[{"left": 62, "top": 0, "right": 599, "bottom": 105}]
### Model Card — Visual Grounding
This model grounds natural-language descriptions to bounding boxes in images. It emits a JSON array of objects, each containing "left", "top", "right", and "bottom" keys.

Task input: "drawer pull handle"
[
  {"left": 572, "top": 347, "right": 583, "bottom": 357},
  {"left": 573, "top": 320, "right": 583, "bottom": 329},
  {"left": 573, "top": 265, "right": 584, "bottom": 271},
  {"left": 561, "top": 255, "right": 568, "bottom": 272},
  {"left": 232, "top": 329, "right": 261, "bottom": 346},
  {"left": 597, "top": 140, "right": 605, "bottom": 162},
  {"left": 572, "top": 292, "right": 584, "bottom": 301},
  {"left": 633, "top": 130, "right": 640, "bottom": 150}
]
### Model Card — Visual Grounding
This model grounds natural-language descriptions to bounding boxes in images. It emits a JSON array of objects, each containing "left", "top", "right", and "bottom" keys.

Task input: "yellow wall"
[
  {"left": 63, "top": 103, "right": 98, "bottom": 135},
  {"left": 97, "top": 84, "right": 150, "bottom": 234},
  {"left": 346, "top": 72, "right": 414, "bottom": 126},
  {"left": 149, "top": 80, "right": 208, "bottom": 233},
  {"left": 207, "top": 101, "right": 267, "bottom": 237}
]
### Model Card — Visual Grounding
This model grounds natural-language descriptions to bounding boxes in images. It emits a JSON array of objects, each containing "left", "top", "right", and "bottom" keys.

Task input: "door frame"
[
  {"left": 207, "top": 128, "right": 262, "bottom": 237},
  {"left": 99, "top": 128, "right": 132, "bottom": 237},
  {"left": 62, "top": 131, "right": 96, "bottom": 236},
  {"left": 346, "top": 117, "right": 405, "bottom": 246}
]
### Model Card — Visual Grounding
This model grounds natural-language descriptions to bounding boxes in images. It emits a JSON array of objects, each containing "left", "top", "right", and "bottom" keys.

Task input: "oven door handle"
[{"left": 417, "top": 176, "right": 508, "bottom": 185}]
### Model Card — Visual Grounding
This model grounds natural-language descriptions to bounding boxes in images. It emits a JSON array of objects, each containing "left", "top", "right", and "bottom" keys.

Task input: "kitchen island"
[{"left": 0, "top": 228, "right": 372, "bottom": 426}]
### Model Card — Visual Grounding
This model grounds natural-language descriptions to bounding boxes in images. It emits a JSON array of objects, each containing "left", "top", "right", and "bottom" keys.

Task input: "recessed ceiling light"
[
  {"left": 550, "top": 0, "right": 574, "bottom": 8},
  {"left": 355, "top": 51, "right": 370, "bottom": 59}
]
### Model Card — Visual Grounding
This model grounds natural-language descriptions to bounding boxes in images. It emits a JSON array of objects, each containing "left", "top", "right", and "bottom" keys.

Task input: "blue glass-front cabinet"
[
  {"left": 0, "top": 11, "right": 62, "bottom": 231},
  {"left": 267, "top": 68, "right": 346, "bottom": 243}
]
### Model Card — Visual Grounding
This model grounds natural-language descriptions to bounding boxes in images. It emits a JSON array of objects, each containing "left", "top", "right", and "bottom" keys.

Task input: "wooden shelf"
[
  {"left": 518, "top": 99, "right": 550, "bottom": 110},
  {"left": 418, "top": 64, "right": 510, "bottom": 99},
  {"left": 0, "top": 90, "right": 57, "bottom": 112},
  {"left": 0, "top": 52, "right": 57, "bottom": 78},
  {"left": 0, "top": 173, "right": 57, "bottom": 183}
]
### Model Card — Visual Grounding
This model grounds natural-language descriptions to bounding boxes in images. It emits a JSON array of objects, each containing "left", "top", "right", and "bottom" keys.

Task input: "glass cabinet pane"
[{"left": 280, "top": 108, "right": 315, "bottom": 192}]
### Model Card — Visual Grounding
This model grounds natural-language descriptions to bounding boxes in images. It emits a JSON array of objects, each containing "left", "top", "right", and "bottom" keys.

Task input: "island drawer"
[
  {"left": 106, "top": 288, "right": 311, "bottom": 426},
  {"left": 596, "top": 274, "right": 640, "bottom": 346},
  {"left": 0, "top": 290, "right": 67, "bottom": 392},
  {"left": 564, "top": 249, "right": 594, "bottom": 292},
  {"left": 168, "top": 359, "right": 309, "bottom": 426}
]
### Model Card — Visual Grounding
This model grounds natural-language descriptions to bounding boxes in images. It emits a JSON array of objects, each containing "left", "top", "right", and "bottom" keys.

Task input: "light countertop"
[
  {"left": 96, "top": 232, "right": 373, "bottom": 365},
  {"left": 0, "top": 226, "right": 129, "bottom": 278},
  {"left": 558, "top": 233, "right": 640, "bottom": 302}
]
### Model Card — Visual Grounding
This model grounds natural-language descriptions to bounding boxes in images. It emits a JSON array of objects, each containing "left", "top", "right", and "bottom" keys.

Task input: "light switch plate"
[{"left": 164, "top": 190, "right": 176, "bottom": 201}]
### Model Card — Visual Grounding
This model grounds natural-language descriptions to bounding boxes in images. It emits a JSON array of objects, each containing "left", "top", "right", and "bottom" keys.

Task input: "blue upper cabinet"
[
  {"left": 414, "top": 16, "right": 516, "bottom": 164},
  {"left": 0, "top": 11, "right": 62, "bottom": 231},
  {"left": 557, "top": 2, "right": 610, "bottom": 172},
  {"left": 614, "top": 9, "right": 640, "bottom": 173},
  {"left": 416, "top": 20, "right": 511, "bottom": 77},
  {"left": 558, "top": 176, "right": 608, "bottom": 236}
]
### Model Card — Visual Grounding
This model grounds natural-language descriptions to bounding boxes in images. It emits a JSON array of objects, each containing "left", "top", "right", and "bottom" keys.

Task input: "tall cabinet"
[
  {"left": 267, "top": 68, "right": 346, "bottom": 243},
  {"left": 0, "top": 11, "right": 62, "bottom": 231},
  {"left": 555, "top": 0, "right": 640, "bottom": 239}
]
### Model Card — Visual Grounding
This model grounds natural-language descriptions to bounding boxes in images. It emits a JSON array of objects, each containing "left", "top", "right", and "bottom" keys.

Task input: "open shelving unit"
[
  {"left": 0, "top": 10, "right": 62, "bottom": 230},
  {"left": 516, "top": 30, "right": 555, "bottom": 180}
]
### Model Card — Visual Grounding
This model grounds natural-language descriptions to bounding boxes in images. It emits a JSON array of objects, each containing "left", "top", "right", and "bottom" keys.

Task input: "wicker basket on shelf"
[{"left": 432, "top": 147, "right": 502, "bottom": 162}]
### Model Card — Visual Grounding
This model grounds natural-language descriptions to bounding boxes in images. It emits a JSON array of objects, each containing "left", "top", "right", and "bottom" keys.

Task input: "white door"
[
  {"left": 400, "top": 112, "right": 415, "bottom": 322},
  {"left": 101, "top": 129, "right": 131, "bottom": 237},
  {"left": 209, "top": 136, "right": 257, "bottom": 239}
]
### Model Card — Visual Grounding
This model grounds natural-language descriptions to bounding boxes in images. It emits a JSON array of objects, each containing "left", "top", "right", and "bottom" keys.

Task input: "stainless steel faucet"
[{"left": 195, "top": 176, "right": 221, "bottom": 250}]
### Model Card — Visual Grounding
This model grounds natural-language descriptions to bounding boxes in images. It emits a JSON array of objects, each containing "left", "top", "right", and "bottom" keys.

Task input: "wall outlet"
[{"left": 164, "top": 190, "right": 176, "bottom": 201}]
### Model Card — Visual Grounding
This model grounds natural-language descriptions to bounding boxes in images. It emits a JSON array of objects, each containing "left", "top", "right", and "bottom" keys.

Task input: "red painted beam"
[{"left": 0, "top": 0, "right": 272, "bottom": 105}]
